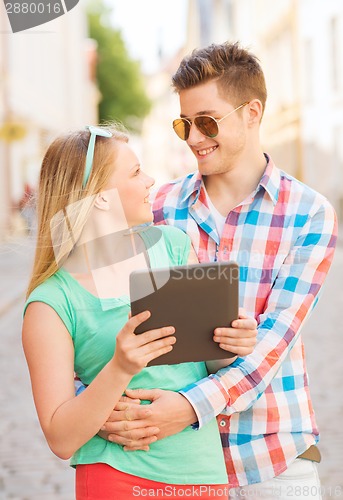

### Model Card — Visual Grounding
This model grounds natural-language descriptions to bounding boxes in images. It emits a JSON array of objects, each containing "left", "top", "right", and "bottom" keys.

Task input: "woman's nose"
[{"left": 146, "top": 175, "right": 155, "bottom": 188}]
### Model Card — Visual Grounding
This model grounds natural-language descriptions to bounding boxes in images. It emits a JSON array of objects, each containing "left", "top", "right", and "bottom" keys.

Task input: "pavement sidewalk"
[{"left": 0, "top": 236, "right": 35, "bottom": 317}]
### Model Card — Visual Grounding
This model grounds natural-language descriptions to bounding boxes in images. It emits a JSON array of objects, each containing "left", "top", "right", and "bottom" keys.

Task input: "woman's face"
[{"left": 106, "top": 142, "right": 155, "bottom": 227}]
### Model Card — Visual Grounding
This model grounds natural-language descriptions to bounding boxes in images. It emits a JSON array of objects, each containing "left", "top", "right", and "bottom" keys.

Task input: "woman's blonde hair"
[{"left": 26, "top": 124, "right": 128, "bottom": 298}]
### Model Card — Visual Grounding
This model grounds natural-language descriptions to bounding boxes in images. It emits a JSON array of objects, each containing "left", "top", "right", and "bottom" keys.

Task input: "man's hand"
[{"left": 98, "top": 389, "right": 197, "bottom": 451}]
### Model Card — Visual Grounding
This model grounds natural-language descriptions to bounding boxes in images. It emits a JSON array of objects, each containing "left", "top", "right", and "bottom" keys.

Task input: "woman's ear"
[{"left": 94, "top": 193, "right": 110, "bottom": 211}]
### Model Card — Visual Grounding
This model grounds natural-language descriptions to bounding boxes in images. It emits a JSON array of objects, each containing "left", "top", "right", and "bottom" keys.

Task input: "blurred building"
[
  {"left": 0, "top": 4, "right": 99, "bottom": 240},
  {"left": 142, "top": 0, "right": 343, "bottom": 219},
  {"left": 228, "top": 0, "right": 343, "bottom": 219},
  {"left": 298, "top": 0, "right": 343, "bottom": 219},
  {"left": 141, "top": 0, "right": 233, "bottom": 185},
  {"left": 141, "top": 54, "right": 195, "bottom": 185}
]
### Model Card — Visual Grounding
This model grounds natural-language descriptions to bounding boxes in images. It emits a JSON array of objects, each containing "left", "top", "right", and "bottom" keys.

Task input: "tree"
[{"left": 87, "top": 1, "right": 151, "bottom": 130}]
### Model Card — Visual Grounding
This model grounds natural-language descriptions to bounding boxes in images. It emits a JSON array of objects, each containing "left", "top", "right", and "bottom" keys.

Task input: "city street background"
[{"left": 0, "top": 233, "right": 342, "bottom": 500}]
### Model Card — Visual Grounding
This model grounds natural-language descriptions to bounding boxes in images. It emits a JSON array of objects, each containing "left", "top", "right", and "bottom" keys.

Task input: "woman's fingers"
[
  {"left": 137, "top": 326, "right": 176, "bottom": 347},
  {"left": 124, "top": 310, "right": 151, "bottom": 334},
  {"left": 115, "top": 314, "right": 176, "bottom": 373},
  {"left": 144, "top": 342, "right": 175, "bottom": 365}
]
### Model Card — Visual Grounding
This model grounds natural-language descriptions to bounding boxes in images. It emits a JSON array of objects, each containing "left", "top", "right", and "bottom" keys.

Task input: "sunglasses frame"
[
  {"left": 172, "top": 101, "right": 249, "bottom": 141},
  {"left": 83, "top": 125, "right": 113, "bottom": 188}
]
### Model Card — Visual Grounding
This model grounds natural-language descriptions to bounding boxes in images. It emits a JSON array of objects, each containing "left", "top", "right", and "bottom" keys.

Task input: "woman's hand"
[{"left": 112, "top": 311, "right": 176, "bottom": 376}]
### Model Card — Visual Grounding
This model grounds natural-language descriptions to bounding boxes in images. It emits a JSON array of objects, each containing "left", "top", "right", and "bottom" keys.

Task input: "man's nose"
[{"left": 186, "top": 121, "right": 206, "bottom": 146}]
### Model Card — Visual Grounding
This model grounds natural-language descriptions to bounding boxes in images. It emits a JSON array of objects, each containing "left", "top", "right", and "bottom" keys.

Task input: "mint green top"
[{"left": 25, "top": 225, "right": 227, "bottom": 485}]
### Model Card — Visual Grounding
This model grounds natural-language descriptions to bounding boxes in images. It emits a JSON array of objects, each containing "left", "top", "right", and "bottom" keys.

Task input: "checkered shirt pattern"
[{"left": 151, "top": 154, "right": 338, "bottom": 487}]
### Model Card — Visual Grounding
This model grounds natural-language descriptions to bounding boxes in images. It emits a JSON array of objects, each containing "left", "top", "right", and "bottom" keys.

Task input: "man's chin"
[{"left": 198, "top": 164, "right": 218, "bottom": 176}]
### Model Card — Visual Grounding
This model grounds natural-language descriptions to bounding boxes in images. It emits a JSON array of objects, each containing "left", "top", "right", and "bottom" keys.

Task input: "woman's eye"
[{"left": 135, "top": 168, "right": 141, "bottom": 176}]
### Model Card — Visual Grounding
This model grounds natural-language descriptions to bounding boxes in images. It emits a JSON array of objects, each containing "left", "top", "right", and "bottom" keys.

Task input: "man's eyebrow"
[{"left": 180, "top": 110, "right": 217, "bottom": 118}]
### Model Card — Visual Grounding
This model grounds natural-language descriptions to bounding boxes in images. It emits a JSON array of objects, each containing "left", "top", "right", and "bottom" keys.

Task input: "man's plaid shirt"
[{"left": 151, "top": 155, "right": 337, "bottom": 487}]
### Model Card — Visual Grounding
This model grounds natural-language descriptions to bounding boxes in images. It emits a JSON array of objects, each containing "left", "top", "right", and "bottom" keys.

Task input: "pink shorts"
[{"left": 76, "top": 463, "right": 229, "bottom": 500}]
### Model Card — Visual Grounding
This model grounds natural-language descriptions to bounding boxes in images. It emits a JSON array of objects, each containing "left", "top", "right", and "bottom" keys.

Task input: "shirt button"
[{"left": 219, "top": 420, "right": 226, "bottom": 427}]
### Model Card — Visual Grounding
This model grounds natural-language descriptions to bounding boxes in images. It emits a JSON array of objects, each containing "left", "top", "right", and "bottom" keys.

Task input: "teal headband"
[{"left": 83, "top": 125, "right": 113, "bottom": 187}]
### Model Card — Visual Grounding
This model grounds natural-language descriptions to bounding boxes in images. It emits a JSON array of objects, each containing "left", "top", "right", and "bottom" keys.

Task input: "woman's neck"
[{"left": 63, "top": 231, "right": 149, "bottom": 299}]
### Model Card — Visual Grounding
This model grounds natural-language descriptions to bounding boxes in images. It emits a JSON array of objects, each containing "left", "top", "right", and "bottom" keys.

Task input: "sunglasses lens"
[
  {"left": 194, "top": 116, "right": 218, "bottom": 138},
  {"left": 173, "top": 119, "right": 190, "bottom": 141}
]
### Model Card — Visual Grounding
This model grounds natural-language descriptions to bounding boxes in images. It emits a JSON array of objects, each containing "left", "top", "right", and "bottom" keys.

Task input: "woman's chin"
[
  {"left": 128, "top": 214, "right": 154, "bottom": 227},
  {"left": 142, "top": 209, "right": 154, "bottom": 224}
]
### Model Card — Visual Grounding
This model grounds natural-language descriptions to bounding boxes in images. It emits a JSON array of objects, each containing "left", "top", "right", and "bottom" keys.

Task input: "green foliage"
[{"left": 86, "top": 1, "right": 151, "bottom": 131}]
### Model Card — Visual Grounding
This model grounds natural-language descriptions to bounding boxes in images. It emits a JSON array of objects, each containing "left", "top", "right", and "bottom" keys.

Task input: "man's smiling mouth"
[{"left": 197, "top": 146, "right": 218, "bottom": 156}]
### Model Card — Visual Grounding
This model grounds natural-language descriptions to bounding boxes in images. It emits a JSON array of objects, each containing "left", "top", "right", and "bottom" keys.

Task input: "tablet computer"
[{"left": 130, "top": 261, "right": 239, "bottom": 366}]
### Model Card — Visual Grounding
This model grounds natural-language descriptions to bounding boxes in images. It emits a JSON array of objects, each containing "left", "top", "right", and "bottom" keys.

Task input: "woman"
[{"left": 22, "top": 124, "right": 257, "bottom": 499}]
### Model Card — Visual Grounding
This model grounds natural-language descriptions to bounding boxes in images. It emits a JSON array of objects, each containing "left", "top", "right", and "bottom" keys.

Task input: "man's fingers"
[
  {"left": 106, "top": 405, "right": 152, "bottom": 424},
  {"left": 125, "top": 388, "right": 161, "bottom": 402},
  {"left": 215, "top": 335, "right": 257, "bottom": 346},
  {"left": 117, "top": 396, "right": 141, "bottom": 406},
  {"left": 101, "top": 416, "right": 153, "bottom": 433},
  {"left": 219, "top": 344, "right": 257, "bottom": 356},
  {"left": 232, "top": 318, "right": 258, "bottom": 330},
  {"left": 238, "top": 307, "right": 248, "bottom": 319},
  {"left": 214, "top": 324, "right": 257, "bottom": 338},
  {"left": 123, "top": 445, "right": 150, "bottom": 452},
  {"left": 108, "top": 429, "right": 159, "bottom": 448},
  {"left": 113, "top": 434, "right": 157, "bottom": 448},
  {"left": 226, "top": 346, "right": 257, "bottom": 356}
]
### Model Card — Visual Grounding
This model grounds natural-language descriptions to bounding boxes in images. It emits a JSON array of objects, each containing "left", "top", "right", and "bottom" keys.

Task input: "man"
[{"left": 101, "top": 42, "right": 337, "bottom": 498}]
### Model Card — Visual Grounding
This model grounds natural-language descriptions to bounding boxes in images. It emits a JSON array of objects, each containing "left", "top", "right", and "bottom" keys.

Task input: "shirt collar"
[
  {"left": 180, "top": 154, "right": 280, "bottom": 207},
  {"left": 257, "top": 154, "right": 280, "bottom": 205},
  {"left": 180, "top": 171, "right": 203, "bottom": 204}
]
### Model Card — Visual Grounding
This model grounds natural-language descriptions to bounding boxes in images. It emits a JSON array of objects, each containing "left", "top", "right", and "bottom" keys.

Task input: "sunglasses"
[
  {"left": 172, "top": 102, "right": 249, "bottom": 141},
  {"left": 83, "top": 125, "right": 113, "bottom": 187}
]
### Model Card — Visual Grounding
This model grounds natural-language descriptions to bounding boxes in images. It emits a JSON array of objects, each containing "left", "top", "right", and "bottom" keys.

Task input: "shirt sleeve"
[
  {"left": 24, "top": 284, "right": 75, "bottom": 337},
  {"left": 180, "top": 200, "right": 338, "bottom": 428}
]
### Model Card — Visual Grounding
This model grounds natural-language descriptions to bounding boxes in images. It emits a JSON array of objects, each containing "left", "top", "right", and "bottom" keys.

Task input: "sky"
[{"left": 108, "top": 0, "right": 188, "bottom": 73}]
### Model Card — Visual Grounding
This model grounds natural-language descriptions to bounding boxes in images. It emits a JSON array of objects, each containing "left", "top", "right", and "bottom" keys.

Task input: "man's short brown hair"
[{"left": 172, "top": 41, "right": 267, "bottom": 114}]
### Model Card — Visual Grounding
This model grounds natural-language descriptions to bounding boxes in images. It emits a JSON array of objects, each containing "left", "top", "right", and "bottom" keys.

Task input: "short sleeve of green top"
[{"left": 24, "top": 225, "right": 227, "bottom": 485}]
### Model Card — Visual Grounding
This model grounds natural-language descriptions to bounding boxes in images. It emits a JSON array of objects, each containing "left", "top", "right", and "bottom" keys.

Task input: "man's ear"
[
  {"left": 94, "top": 193, "right": 110, "bottom": 211},
  {"left": 247, "top": 99, "right": 263, "bottom": 126}
]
